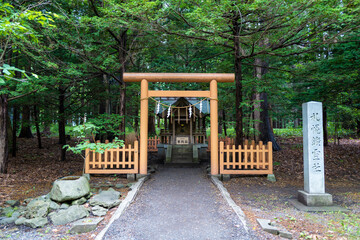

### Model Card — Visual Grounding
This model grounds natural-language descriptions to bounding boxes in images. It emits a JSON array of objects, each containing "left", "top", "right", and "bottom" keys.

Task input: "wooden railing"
[
  {"left": 207, "top": 136, "right": 235, "bottom": 151},
  {"left": 85, "top": 141, "right": 139, "bottom": 174},
  {"left": 148, "top": 136, "right": 161, "bottom": 152},
  {"left": 219, "top": 141, "right": 273, "bottom": 175}
]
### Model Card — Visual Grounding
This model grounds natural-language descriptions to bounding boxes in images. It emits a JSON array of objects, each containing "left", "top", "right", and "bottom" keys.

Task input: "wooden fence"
[
  {"left": 148, "top": 136, "right": 161, "bottom": 152},
  {"left": 219, "top": 141, "right": 273, "bottom": 175},
  {"left": 207, "top": 136, "right": 235, "bottom": 151},
  {"left": 85, "top": 141, "right": 139, "bottom": 174}
]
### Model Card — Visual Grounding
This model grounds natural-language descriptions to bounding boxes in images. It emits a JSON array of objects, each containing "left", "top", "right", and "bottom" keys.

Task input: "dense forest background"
[{"left": 1, "top": 0, "right": 359, "bottom": 173}]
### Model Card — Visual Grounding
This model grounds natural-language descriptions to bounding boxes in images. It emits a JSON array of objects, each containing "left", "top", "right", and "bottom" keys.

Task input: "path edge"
[
  {"left": 210, "top": 176, "right": 249, "bottom": 233},
  {"left": 95, "top": 175, "right": 149, "bottom": 240}
]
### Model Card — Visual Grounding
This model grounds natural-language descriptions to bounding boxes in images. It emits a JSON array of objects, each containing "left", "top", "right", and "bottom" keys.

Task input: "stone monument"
[{"left": 298, "top": 101, "right": 333, "bottom": 206}]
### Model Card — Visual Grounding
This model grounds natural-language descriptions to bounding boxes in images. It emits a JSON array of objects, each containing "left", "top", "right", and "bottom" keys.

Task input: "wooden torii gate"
[{"left": 123, "top": 73, "right": 235, "bottom": 175}]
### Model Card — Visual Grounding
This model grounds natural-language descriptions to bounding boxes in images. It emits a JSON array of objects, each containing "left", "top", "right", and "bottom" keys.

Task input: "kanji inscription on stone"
[{"left": 302, "top": 101, "right": 325, "bottom": 194}]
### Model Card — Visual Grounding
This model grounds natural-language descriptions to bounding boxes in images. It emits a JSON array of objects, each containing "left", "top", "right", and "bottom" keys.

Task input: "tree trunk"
[
  {"left": 218, "top": 110, "right": 223, "bottom": 135},
  {"left": 12, "top": 106, "right": 18, "bottom": 157},
  {"left": 323, "top": 106, "right": 328, "bottom": 146},
  {"left": 18, "top": 105, "right": 33, "bottom": 138},
  {"left": 33, "top": 105, "right": 42, "bottom": 149},
  {"left": 253, "top": 92, "right": 261, "bottom": 142},
  {"left": 134, "top": 108, "right": 139, "bottom": 135},
  {"left": 117, "top": 29, "right": 127, "bottom": 140},
  {"left": 234, "top": 36, "right": 243, "bottom": 146},
  {"left": 222, "top": 109, "right": 227, "bottom": 136},
  {"left": 259, "top": 92, "right": 281, "bottom": 150},
  {"left": 148, "top": 115, "right": 156, "bottom": 135},
  {"left": 0, "top": 95, "right": 9, "bottom": 173},
  {"left": 58, "top": 88, "right": 66, "bottom": 161}
]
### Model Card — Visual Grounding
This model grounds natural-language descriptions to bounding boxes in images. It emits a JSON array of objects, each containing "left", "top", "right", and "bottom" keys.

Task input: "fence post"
[
  {"left": 85, "top": 148, "right": 90, "bottom": 173},
  {"left": 134, "top": 141, "right": 139, "bottom": 172},
  {"left": 219, "top": 141, "right": 224, "bottom": 174},
  {"left": 268, "top": 141, "right": 273, "bottom": 174}
]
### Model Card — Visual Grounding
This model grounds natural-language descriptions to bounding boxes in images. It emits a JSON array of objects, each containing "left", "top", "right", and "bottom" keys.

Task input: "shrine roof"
[{"left": 154, "top": 97, "right": 210, "bottom": 115}]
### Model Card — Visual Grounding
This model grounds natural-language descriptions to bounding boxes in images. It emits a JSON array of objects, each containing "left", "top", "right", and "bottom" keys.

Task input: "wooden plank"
[
  {"left": 110, "top": 149, "right": 114, "bottom": 168},
  {"left": 148, "top": 90, "right": 211, "bottom": 98},
  {"left": 123, "top": 72, "right": 234, "bottom": 83},
  {"left": 250, "top": 145, "right": 254, "bottom": 169},
  {"left": 128, "top": 144, "right": 132, "bottom": 169},
  {"left": 85, "top": 148, "right": 90, "bottom": 173},
  {"left": 226, "top": 144, "right": 230, "bottom": 170},
  {"left": 219, "top": 141, "right": 224, "bottom": 173},
  {"left": 87, "top": 169, "right": 139, "bottom": 174},
  {"left": 122, "top": 148, "right": 126, "bottom": 169},
  {"left": 231, "top": 145, "right": 236, "bottom": 169},
  {"left": 221, "top": 169, "right": 272, "bottom": 175},
  {"left": 256, "top": 145, "right": 259, "bottom": 170},
  {"left": 244, "top": 145, "right": 248, "bottom": 169},
  {"left": 135, "top": 141, "right": 139, "bottom": 172},
  {"left": 268, "top": 141, "right": 273, "bottom": 174}
]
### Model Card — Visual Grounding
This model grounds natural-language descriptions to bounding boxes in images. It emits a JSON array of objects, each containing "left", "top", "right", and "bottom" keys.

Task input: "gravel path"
[{"left": 103, "top": 167, "right": 257, "bottom": 240}]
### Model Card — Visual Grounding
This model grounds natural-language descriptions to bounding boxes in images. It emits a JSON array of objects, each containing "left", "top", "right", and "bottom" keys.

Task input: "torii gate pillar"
[
  {"left": 139, "top": 79, "right": 148, "bottom": 174},
  {"left": 210, "top": 80, "right": 219, "bottom": 175}
]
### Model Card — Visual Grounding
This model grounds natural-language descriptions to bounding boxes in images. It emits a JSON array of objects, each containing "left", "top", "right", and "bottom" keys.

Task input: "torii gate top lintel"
[{"left": 123, "top": 72, "right": 234, "bottom": 83}]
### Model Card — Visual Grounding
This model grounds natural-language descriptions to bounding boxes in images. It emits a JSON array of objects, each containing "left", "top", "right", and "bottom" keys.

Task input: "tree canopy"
[{"left": 1, "top": 0, "right": 360, "bottom": 173}]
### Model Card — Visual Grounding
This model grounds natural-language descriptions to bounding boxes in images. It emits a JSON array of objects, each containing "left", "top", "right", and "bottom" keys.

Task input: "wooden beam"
[
  {"left": 124, "top": 73, "right": 234, "bottom": 83},
  {"left": 148, "top": 90, "right": 210, "bottom": 98}
]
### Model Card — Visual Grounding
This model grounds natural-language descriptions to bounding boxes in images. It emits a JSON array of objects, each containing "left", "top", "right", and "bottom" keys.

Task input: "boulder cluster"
[{"left": 0, "top": 176, "right": 123, "bottom": 233}]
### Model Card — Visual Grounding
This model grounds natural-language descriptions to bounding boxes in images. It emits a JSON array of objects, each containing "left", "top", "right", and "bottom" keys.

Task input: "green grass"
[{"left": 328, "top": 212, "right": 360, "bottom": 239}]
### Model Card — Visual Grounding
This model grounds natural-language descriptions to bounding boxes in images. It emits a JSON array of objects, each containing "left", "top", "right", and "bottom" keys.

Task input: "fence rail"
[
  {"left": 85, "top": 141, "right": 139, "bottom": 174},
  {"left": 219, "top": 141, "right": 273, "bottom": 175}
]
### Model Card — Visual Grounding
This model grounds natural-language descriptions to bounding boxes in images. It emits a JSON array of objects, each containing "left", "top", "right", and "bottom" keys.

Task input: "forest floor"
[
  {"left": 0, "top": 137, "right": 359, "bottom": 239},
  {"left": 0, "top": 137, "right": 131, "bottom": 239},
  {"left": 225, "top": 137, "right": 360, "bottom": 240}
]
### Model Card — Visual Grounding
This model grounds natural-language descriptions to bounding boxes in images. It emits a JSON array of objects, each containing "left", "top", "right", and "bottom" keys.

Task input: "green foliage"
[
  {"left": 65, "top": 122, "right": 124, "bottom": 159},
  {"left": 89, "top": 114, "right": 124, "bottom": 137},
  {"left": 64, "top": 138, "right": 124, "bottom": 156},
  {"left": 274, "top": 128, "right": 303, "bottom": 138}
]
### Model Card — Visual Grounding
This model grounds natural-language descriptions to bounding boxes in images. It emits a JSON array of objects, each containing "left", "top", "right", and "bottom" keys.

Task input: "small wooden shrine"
[{"left": 156, "top": 97, "right": 209, "bottom": 145}]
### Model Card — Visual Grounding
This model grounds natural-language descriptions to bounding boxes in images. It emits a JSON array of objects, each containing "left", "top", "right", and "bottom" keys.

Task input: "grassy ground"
[{"left": 225, "top": 137, "right": 360, "bottom": 240}]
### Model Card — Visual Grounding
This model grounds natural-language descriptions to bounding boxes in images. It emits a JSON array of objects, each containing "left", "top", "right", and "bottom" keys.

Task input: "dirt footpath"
[{"left": 103, "top": 167, "right": 258, "bottom": 240}]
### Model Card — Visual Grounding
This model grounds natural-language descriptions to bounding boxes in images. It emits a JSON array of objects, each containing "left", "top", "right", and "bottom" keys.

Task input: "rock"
[
  {"left": 60, "top": 203, "right": 70, "bottom": 209},
  {"left": 16, "top": 206, "right": 27, "bottom": 215},
  {"left": 89, "top": 189, "right": 121, "bottom": 208},
  {"left": 91, "top": 206, "right": 108, "bottom": 216},
  {"left": 71, "top": 197, "right": 87, "bottom": 205},
  {"left": 115, "top": 184, "right": 125, "bottom": 189},
  {"left": 69, "top": 217, "right": 103, "bottom": 234},
  {"left": 15, "top": 217, "right": 27, "bottom": 225},
  {"left": 49, "top": 205, "right": 89, "bottom": 225},
  {"left": 50, "top": 176, "right": 90, "bottom": 203},
  {"left": 24, "top": 198, "right": 33, "bottom": 204},
  {"left": 5, "top": 200, "right": 20, "bottom": 207},
  {"left": 24, "top": 199, "right": 50, "bottom": 219},
  {"left": 83, "top": 174, "right": 90, "bottom": 181},
  {"left": 48, "top": 200, "right": 60, "bottom": 211},
  {"left": 2, "top": 207, "right": 15, "bottom": 217},
  {"left": 85, "top": 193, "right": 93, "bottom": 199},
  {"left": 0, "top": 212, "right": 20, "bottom": 224},
  {"left": 126, "top": 183, "right": 134, "bottom": 188},
  {"left": 24, "top": 217, "right": 48, "bottom": 228}
]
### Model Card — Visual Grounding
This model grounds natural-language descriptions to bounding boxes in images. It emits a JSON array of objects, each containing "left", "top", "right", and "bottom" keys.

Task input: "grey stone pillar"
[{"left": 298, "top": 101, "right": 333, "bottom": 206}]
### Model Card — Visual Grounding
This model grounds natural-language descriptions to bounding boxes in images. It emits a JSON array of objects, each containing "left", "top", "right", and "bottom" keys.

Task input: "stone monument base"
[{"left": 298, "top": 190, "right": 333, "bottom": 206}]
